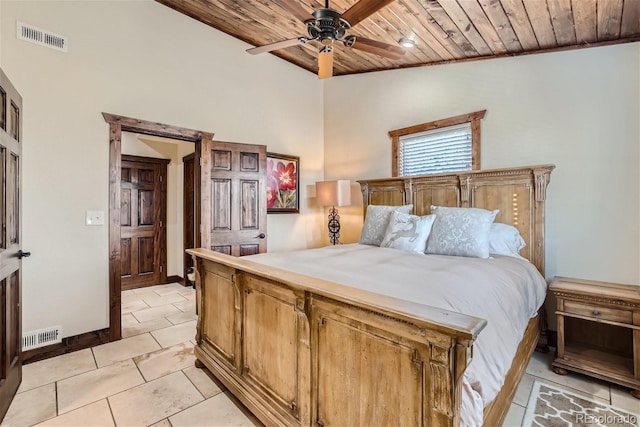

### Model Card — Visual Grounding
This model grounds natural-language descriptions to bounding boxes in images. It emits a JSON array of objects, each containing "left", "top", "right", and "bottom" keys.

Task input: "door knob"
[
  {"left": 18, "top": 250, "right": 31, "bottom": 259},
  {"left": 256, "top": 233, "right": 266, "bottom": 239}
]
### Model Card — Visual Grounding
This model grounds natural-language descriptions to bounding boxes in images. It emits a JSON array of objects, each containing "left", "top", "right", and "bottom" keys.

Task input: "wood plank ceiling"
[{"left": 156, "top": 0, "right": 640, "bottom": 76}]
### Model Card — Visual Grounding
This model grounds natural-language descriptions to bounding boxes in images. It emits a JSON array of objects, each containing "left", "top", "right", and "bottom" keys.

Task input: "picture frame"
[{"left": 267, "top": 152, "right": 300, "bottom": 214}]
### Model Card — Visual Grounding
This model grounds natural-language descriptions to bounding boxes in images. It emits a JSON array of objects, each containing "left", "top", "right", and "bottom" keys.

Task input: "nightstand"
[{"left": 550, "top": 276, "right": 640, "bottom": 398}]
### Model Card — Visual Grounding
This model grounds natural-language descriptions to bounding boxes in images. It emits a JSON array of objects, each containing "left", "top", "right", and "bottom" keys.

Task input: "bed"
[{"left": 188, "top": 164, "right": 554, "bottom": 427}]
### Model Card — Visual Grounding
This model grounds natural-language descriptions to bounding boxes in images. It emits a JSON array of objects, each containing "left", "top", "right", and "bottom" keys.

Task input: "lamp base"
[{"left": 327, "top": 206, "right": 341, "bottom": 245}]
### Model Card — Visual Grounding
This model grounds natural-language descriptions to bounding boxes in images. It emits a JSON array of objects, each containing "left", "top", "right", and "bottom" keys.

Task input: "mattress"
[{"left": 247, "top": 243, "right": 548, "bottom": 426}]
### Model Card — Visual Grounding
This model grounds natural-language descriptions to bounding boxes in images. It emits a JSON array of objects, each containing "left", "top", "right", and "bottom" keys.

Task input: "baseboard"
[
  {"left": 22, "top": 327, "right": 112, "bottom": 365},
  {"left": 167, "top": 275, "right": 185, "bottom": 285},
  {"left": 546, "top": 329, "right": 557, "bottom": 348},
  {"left": 24, "top": 277, "right": 188, "bottom": 365}
]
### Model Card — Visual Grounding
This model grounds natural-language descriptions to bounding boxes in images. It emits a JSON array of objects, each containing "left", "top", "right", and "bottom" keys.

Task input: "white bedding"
[{"left": 247, "top": 244, "right": 547, "bottom": 426}]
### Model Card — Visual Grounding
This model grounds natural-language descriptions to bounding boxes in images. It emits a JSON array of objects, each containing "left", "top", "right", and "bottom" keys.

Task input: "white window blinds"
[{"left": 398, "top": 122, "right": 472, "bottom": 176}]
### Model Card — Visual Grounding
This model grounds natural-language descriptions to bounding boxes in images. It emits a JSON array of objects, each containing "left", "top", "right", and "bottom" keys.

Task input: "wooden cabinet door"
[
  {"left": 200, "top": 261, "right": 239, "bottom": 369},
  {"left": 241, "top": 275, "right": 310, "bottom": 423},
  {"left": 201, "top": 140, "right": 267, "bottom": 256},
  {"left": 0, "top": 68, "right": 23, "bottom": 422},
  {"left": 120, "top": 156, "right": 168, "bottom": 290},
  {"left": 312, "top": 300, "right": 427, "bottom": 427}
]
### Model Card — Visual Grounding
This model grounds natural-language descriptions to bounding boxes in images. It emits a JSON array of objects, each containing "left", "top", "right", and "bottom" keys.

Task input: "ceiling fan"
[{"left": 246, "top": 0, "right": 406, "bottom": 79}]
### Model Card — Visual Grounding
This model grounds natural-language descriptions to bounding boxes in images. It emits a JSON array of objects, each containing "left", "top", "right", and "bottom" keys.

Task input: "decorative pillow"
[
  {"left": 425, "top": 206, "right": 499, "bottom": 258},
  {"left": 381, "top": 211, "right": 436, "bottom": 253},
  {"left": 489, "top": 223, "right": 526, "bottom": 259},
  {"left": 359, "top": 204, "right": 414, "bottom": 246}
]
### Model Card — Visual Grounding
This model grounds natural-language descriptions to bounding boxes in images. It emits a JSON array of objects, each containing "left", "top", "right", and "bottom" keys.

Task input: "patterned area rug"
[{"left": 523, "top": 381, "right": 639, "bottom": 427}]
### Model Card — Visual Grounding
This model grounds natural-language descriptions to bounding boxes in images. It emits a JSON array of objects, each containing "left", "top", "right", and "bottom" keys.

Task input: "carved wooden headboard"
[{"left": 357, "top": 165, "right": 555, "bottom": 275}]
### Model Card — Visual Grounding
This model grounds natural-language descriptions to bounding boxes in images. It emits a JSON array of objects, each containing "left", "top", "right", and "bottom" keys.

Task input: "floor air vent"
[
  {"left": 17, "top": 22, "right": 68, "bottom": 52},
  {"left": 23, "top": 326, "right": 62, "bottom": 351}
]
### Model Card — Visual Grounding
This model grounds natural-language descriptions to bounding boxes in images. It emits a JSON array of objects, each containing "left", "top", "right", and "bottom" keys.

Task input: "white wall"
[
  {"left": 324, "top": 44, "right": 640, "bottom": 287},
  {"left": 2, "top": 0, "right": 638, "bottom": 341},
  {"left": 0, "top": 0, "right": 324, "bottom": 337}
]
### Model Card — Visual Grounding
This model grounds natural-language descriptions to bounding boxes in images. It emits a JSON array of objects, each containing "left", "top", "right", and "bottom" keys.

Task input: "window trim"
[{"left": 389, "top": 110, "right": 486, "bottom": 177}]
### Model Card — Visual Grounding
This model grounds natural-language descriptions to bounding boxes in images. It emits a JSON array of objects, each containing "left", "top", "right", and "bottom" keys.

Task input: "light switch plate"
[{"left": 86, "top": 210, "right": 105, "bottom": 226}]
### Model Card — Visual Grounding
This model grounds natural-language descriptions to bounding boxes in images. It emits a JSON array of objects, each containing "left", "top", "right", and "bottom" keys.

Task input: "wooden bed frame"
[{"left": 188, "top": 164, "right": 554, "bottom": 427}]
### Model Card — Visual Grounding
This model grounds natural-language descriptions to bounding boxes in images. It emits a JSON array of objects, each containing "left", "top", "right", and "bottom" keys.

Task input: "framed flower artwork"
[{"left": 267, "top": 152, "right": 300, "bottom": 213}]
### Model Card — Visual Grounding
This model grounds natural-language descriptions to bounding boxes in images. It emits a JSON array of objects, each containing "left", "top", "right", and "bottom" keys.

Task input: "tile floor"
[
  {"left": 3, "top": 283, "right": 259, "bottom": 427},
  {"left": 3, "top": 282, "right": 639, "bottom": 426}
]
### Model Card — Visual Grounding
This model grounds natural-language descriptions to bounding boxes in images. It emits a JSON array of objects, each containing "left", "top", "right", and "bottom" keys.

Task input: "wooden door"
[
  {"left": 0, "top": 68, "right": 24, "bottom": 422},
  {"left": 200, "top": 140, "right": 267, "bottom": 256},
  {"left": 120, "top": 155, "right": 168, "bottom": 290},
  {"left": 183, "top": 153, "right": 195, "bottom": 283}
]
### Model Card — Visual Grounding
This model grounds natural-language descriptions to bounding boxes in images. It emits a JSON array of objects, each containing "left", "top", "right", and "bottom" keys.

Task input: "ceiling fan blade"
[
  {"left": 246, "top": 38, "right": 303, "bottom": 55},
  {"left": 341, "top": 0, "right": 396, "bottom": 26},
  {"left": 350, "top": 36, "right": 405, "bottom": 60},
  {"left": 279, "top": 0, "right": 313, "bottom": 22},
  {"left": 318, "top": 49, "right": 334, "bottom": 80}
]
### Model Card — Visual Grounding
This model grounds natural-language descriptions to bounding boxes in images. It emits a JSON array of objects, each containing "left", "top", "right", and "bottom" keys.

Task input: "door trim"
[
  {"left": 103, "top": 113, "right": 213, "bottom": 341},
  {"left": 182, "top": 153, "right": 195, "bottom": 285}
]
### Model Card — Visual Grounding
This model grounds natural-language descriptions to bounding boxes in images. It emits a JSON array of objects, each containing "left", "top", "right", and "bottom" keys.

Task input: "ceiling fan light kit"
[
  {"left": 399, "top": 37, "right": 416, "bottom": 48},
  {"left": 246, "top": 0, "right": 406, "bottom": 79}
]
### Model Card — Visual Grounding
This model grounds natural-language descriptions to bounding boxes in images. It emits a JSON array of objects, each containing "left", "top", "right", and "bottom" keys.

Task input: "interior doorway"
[
  {"left": 103, "top": 113, "right": 212, "bottom": 341},
  {"left": 120, "top": 133, "right": 196, "bottom": 291},
  {"left": 103, "top": 113, "right": 268, "bottom": 343}
]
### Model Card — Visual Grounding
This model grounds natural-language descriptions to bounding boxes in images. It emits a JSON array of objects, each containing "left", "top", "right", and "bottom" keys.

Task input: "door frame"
[
  {"left": 103, "top": 113, "right": 213, "bottom": 341},
  {"left": 182, "top": 153, "right": 195, "bottom": 285}
]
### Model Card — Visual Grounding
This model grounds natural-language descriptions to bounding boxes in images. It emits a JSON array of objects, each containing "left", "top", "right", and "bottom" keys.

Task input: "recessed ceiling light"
[{"left": 399, "top": 37, "right": 416, "bottom": 48}]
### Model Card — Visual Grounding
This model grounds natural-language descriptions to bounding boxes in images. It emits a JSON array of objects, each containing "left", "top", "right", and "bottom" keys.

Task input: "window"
[{"left": 389, "top": 110, "right": 486, "bottom": 177}]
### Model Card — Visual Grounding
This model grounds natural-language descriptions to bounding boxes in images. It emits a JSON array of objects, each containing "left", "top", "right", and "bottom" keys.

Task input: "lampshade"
[{"left": 316, "top": 180, "right": 351, "bottom": 207}]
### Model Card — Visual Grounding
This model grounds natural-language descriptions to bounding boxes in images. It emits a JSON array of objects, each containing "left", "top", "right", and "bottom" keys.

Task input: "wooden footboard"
[
  {"left": 188, "top": 248, "right": 487, "bottom": 427},
  {"left": 483, "top": 315, "right": 539, "bottom": 426}
]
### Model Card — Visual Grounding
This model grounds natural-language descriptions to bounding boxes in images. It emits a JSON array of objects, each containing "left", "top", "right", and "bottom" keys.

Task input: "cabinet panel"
[
  {"left": 412, "top": 186, "right": 458, "bottom": 216},
  {"left": 202, "top": 269, "right": 238, "bottom": 368},
  {"left": 314, "top": 307, "right": 424, "bottom": 427},
  {"left": 472, "top": 183, "right": 532, "bottom": 260},
  {"left": 369, "top": 189, "right": 404, "bottom": 207},
  {"left": 243, "top": 276, "right": 300, "bottom": 417}
]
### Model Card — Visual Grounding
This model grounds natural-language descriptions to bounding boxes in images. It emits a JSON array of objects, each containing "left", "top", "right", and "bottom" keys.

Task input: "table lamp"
[{"left": 315, "top": 180, "right": 351, "bottom": 245}]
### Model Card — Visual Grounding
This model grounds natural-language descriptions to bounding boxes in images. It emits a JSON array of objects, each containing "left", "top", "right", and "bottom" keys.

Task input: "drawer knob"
[{"left": 592, "top": 309, "right": 600, "bottom": 316}]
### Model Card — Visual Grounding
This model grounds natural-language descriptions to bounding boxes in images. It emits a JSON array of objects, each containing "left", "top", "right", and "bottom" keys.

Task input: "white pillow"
[
  {"left": 425, "top": 206, "right": 499, "bottom": 258},
  {"left": 381, "top": 211, "right": 436, "bottom": 253},
  {"left": 489, "top": 223, "right": 526, "bottom": 259},
  {"left": 359, "top": 204, "right": 413, "bottom": 246}
]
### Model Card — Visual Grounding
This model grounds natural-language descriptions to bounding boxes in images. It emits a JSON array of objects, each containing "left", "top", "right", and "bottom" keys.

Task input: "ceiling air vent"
[{"left": 17, "top": 21, "right": 68, "bottom": 52}]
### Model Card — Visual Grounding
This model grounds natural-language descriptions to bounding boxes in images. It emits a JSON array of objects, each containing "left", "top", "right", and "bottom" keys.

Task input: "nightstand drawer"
[{"left": 563, "top": 301, "right": 632, "bottom": 324}]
